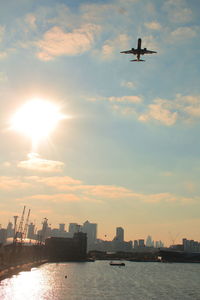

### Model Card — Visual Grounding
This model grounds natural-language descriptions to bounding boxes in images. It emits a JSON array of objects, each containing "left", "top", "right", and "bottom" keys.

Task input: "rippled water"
[{"left": 1, "top": 261, "right": 200, "bottom": 300}]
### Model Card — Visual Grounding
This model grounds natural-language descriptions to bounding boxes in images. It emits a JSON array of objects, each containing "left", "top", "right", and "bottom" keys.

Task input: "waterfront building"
[
  {"left": 134, "top": 240, "right": 139, "bottom": 249},
  {"left": 183, "top": 238, "right": 200, "bottom": 252},
  {"left": 82, "top": 221, "right": 97, "bottom": 251},
  {"left": 0, "top": 229, "right": 7, "bottom": 244},
  {"left": 58, "top": 223, "right": 65, "bottom": 237},
  {"left": 51, "top": 228, "right": 59, "bottom": 237},
  {"left": 45, "top": 232, "right": 87, "bottom": 261},
  {"left": 138, "top": 239, "right": 145, "bottom": 248}
]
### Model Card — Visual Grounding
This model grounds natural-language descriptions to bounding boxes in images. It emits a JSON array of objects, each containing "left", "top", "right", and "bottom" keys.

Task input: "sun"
[{"left": 11, "top": 98, "right": 67, "bottom": 149}]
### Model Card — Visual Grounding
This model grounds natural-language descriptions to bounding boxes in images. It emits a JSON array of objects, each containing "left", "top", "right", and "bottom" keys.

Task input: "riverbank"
[{"left": 0, "top": 260, "right": 47, "bottom": 281}]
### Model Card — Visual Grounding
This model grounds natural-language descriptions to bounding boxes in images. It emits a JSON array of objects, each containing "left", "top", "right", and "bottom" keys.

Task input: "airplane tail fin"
[{"left": 130, "top": 59, "right": 145, "bottom": 62}]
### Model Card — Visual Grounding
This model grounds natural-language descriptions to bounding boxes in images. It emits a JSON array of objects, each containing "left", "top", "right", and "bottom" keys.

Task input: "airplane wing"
[
  {"left": 120, "top": 50, "right": 133, "bottom": 54},
  {"left": 143, "top": 49, "right": 157, "bottom": 54}
]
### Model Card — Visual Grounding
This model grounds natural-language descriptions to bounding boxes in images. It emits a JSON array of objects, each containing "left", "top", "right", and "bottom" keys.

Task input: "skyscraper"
[
  {"left": 82, "top": 220, "right": 97, "bottom": 251},
  {"left": 6, "top": 222, "right": 14, "bottom": 238},
  {"left": 116, "top": 227, "right": 124, "bottom": 242},
  {"left": 69, "top": 223, "right": 81, "bottom": 237}
]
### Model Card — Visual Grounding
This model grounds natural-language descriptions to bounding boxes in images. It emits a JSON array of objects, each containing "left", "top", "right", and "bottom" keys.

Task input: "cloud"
[
  {"left": 90, "top": 93, "right": 200, "bottom": 125},
  {"left": 138, "top": 99, "right": 178, "bottom": 126},
  {"left": 18, "top": 153, "right": 64, "bottom": 173},
  {"left": 82, "top": 185, "right": 136, "bottom": 199},
  {"left": 92, "top": 95, "right": 142, "bottom": 104},
  {"left": 142, "top": 35, "right": 159, "bottom": 52},
  {"left": 23, "top": 193, "right": 82, "bottom": 202},
  {"left": 171, "top": 27, "right": 197, "bottom": 40},
  {"left": 0, "top": 177, "right": 31, "bottom": 190},
  {"left": 163, "top": 0, "right": 193, "bottom": 23},
  {"left": 144, "top": 21, "right": 161, "bottom": 30},
  {"left": 19, "top": 193, "right": 101, "bottom": 204},
  {"left": 112, "top": 105, "right": 137, "bottom": 116},
  {"left": 36, "top": 23, "right": 101, "bottom": 60},
  {"left": 0, "top": 174, "right": 195, "bottom": 206},
  {"left": 34, "top": 176, "right": 82, "bottom": 188},
  {"left": 99, "top": 34, "right": 130, "bottom": 60},
  {"left": 25, "top": 14, "right": 37, "bottom": 30},
  {"left": 141, "top": 95, "right": 200, "bottom": 125},
  {"left": 121, "top": 81, "right": 137, "bottom": 89}
]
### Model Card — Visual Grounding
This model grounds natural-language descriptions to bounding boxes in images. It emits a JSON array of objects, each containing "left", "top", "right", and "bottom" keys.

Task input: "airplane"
[{"left": 120, "top": 38, "right": 157, "bottom": 62}]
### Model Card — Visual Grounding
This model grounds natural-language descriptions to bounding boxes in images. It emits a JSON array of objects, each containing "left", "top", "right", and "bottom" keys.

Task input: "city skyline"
[
  {"left": 0, "top": 0, "right": 200, "bottom": 246},
  {"left": 1, "top": 217, "right": 166, "bottom": 251}
]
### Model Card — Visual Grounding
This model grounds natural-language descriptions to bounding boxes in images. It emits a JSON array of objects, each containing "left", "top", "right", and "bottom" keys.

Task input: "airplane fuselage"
[{"left": 121, "top": 38, "right": 157, "bottom": 62}]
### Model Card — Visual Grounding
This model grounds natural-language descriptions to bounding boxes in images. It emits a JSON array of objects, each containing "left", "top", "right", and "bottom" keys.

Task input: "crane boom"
[
  {"left": 23, "top": 209, "right": 31, "bottom": 240},
  {"left": 17, "top": 206, "right": 26, "bottom": 242}
]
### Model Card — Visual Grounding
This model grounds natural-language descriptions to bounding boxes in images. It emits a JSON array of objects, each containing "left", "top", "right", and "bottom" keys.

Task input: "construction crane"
[
  {"left": 13, "top": 216, "right": 18, "bottom": 243},
  {"left": 14, "top": 206, "right": 26, "bottom": 243},
  {"left": 23, "top": 208, "right": 31, "bottom": 241}
]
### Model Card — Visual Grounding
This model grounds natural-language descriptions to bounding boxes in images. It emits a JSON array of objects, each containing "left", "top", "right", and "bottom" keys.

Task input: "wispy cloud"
[
  {"left": 144, "top": 21, "right": 162, "bottom": 30},
  {"left": 18, "top": 193, "right": 102, "bottom": 204},
  {"left": 0, "top": 174, "right": 196, "bottom": 206},
  {"left": 0, "top": 177, "right": 31, "bottom": 190},
  {"left": 96, "top": 34, "right": 130, "bottom": 60},
  {"left": 92, "top": 93, "right": 200, "bottom": 126},
  {"left": 121, "top": 81, "right": 137, "bottom": 89},
  {"left": 171, "top": 26, "right": 197, "bottom": 40},
  {"left": 163, "top": 0, "right": 193, "bottom": 23},
  {"left": 91, "top": 95, "right": 142, "bottom": 104},
  {"left": 25, "top": 14, "right": 37, "bottom": 30},
  {"left": 138, "top": 99, "right": 178, "bottom": 126},
  {"left": 18, "top": 153, "right": 64, "bottom": 173},
  {"left": 36, "top": 23, "right": 101, "bottom": 60},
  {"left": 34, "top": 176, "right": 82, "bottom": 187}
]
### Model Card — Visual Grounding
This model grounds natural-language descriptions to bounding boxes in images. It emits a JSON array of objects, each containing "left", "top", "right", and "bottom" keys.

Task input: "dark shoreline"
[{"left": 0, "top": 260, "right": 47, "bottom": 281}]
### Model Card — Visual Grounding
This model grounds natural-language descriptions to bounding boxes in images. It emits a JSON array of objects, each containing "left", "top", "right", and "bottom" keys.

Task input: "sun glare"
[{"left": 11, "top": 98, "right": 67, "bottom": 149}]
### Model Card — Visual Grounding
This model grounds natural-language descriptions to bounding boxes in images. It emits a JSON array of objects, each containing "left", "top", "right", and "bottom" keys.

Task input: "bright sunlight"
[{"left": 11, "top": 98, "right": 67, "bottom": 149}]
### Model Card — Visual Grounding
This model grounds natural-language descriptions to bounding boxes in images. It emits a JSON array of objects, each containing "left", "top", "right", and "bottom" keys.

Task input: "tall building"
[
  {"left": 69, "top": 223, "right": 81, "bottom": 236},
  {"left": 59, "top": 223, "right": 65, "bottom": 237},
  {"left": 82, "top": 221, "right": 97, "bottom": 251},
  {"left": 146, "top": 235, "right": 153, "bottom": 247},
  {"left": 138, "top": 239, "right": 145, "bottom": 248},
  {"left": 134, "top": 240, "right": 139, "bottom": 249},
  {"left": 59, "top": 223, "right": 65, "bottom": 232},
  {"left": 116, "top": 227, "right": 124, "bottom": 242},
  {"left": 6, "top": 222, "right": 14, "bottom": 238}
]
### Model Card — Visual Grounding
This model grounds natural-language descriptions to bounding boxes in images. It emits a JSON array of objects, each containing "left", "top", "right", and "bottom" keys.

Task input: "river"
[{"left": 0, "top": 261, "right": 200, "bottom": 300}]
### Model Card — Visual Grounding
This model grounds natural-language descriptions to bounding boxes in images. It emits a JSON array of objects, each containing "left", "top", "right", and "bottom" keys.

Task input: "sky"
[{"left": 0, "top": 0, "right": 200, "bottom": 245}]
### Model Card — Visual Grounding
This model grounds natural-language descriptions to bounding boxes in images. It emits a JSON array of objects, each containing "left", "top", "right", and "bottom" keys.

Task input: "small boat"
[{"left": 109, "top": 261, "right": 125, "bottom": 266}]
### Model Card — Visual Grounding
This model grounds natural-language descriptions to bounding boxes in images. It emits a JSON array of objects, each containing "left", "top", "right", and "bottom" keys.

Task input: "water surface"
[{"left": 1, "top": 261, "right": 200, "bottom": 300}]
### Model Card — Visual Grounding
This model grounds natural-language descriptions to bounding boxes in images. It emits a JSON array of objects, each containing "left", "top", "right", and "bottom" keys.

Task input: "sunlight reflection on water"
[{"left": 1, "top": 261, "right": 200, "bottom": 300}]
